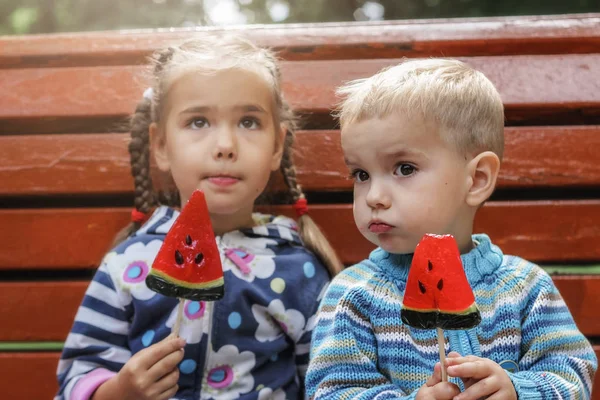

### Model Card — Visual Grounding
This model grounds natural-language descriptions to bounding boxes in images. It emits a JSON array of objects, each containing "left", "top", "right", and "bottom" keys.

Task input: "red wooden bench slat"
[
  {"left": 1, "top": 14, "right": 599, "bottom": 67},
  {"left": 1, "top": 126, "right": 599, "bottom": 196},
  {"left": 1, "top": 276, "right": 598, "bottom": 342},
  {"left": 0, "top": 353, "right": 59, "bottom": 400},
  {"left": 1, "top": 348, "right": 599, "bottom": 400},
  {"left": 1, "top": 55, "right": 599, "bottom": 124},
  {"left": 0, "top": 282, "right": 87, "bottom": 341},
  {"left": 2, "top": 201, "right": 600, "bottom": 270}
]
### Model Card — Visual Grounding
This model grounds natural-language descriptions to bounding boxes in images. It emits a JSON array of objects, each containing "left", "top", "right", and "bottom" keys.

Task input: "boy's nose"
[{"left": 365, "top": 183, "right": 391, "bottom": 210}]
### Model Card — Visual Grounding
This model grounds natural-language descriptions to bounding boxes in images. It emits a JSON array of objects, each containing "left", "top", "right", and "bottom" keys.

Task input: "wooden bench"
[{"left": 1, "top": 13, "right": 600, "bottom": 399}]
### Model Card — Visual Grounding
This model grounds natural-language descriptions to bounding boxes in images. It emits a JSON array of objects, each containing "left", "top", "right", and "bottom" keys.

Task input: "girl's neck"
[{"left": 209, "top": 205, "right": 256, "bottom": 237}]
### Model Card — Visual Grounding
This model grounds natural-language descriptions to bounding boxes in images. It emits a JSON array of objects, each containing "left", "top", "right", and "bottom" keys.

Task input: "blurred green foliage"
[{"left": 1, "top": 0, "right": 598, "bottom": 35}]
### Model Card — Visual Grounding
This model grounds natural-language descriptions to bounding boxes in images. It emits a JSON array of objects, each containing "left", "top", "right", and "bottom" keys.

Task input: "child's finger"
[
  {"left": 157, "top": 384, "right": 179, "bottom": 400},
  {"left": 426, "top": 362, "right": 442, "bottom": 387},
  {"left": 153, "top": 367, "right": 180, "bottom": 395},
  {"left": 147, "top": 346, "right": 185, "bottom": 381},
  {"left": 447, "top": 351, "right": 461, "bottom": 358},
  {"left": 447, "top": 359, "right": 492, "bottom": 380},
  {"left": 140, "top": 337, "right": 186, "bottom": 369},
  {"left": 445, "top": 355, "right": 479, "bottom": 366},
  {"left": 455, "top": 377, "right": 497, "bottom": 400},
  {"left": 431, "top": 381, "right": 460, "bottom": 399}
]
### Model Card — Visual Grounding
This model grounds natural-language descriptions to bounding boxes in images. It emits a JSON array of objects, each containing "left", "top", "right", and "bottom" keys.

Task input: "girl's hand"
[
  {"left": 416, "top": 361, "right": 461, "bottom": 400},
  {"left": 446, "top": 354, "right": 517, "bottom": 400},
  {"left": 93, "top": 336, "right": 186, "bottom": 400}
]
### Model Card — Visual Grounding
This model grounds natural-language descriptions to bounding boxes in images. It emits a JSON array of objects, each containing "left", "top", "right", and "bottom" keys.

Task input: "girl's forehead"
[{"left": 163, "top": 69, "right": 276, "bottom": 115}]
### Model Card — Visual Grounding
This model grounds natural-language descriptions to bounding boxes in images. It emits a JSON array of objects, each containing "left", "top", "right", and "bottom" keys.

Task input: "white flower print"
[
  {"left": 252, "top": 299, "right": 306, "bottom": 343},
  {"left": 257, "top": 387, "right": 286, "bottom": 400},
  {"left": 221, "top": 232, "right": 277, "bottom": 282},
  {"left": 200, "top": 345, "right": 256, "bottom": 400},
  {"left": 164, "top": 300, "right": 210, "bottom": 344},
  {"left": 106, "top": 240, "right": 163, "bottom": 303}
]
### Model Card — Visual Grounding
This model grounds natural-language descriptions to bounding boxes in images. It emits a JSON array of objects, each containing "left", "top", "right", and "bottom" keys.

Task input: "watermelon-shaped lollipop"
[
  {"left": 146, "top": 190, "right": 224, "bottom": 301},
  {"left": 401, "top": 234, "right": 480, "bottom": 330},
  {"left": 401, "top": 234, "right": 481, "bottom": 381}
]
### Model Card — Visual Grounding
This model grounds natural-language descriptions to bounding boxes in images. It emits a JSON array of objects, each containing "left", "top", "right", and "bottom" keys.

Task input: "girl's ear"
[
  {"left": 271, "top": 123, "right": 287, "bottom": 171},
  {"left": 150, "top": 122, "right": 170, "bottom": 172},
  {"left": 465, "top": 151, "right": 500, "bottom": 207}
]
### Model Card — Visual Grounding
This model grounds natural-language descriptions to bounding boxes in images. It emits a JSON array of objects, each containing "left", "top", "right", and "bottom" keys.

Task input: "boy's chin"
[{"left": 364, "top": 234, "right": 416, "bottom": 255}]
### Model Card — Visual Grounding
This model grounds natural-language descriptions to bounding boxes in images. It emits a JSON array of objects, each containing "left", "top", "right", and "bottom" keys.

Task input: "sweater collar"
[{"left": 367, "top": 234, "right": 503, "bottom": 284}]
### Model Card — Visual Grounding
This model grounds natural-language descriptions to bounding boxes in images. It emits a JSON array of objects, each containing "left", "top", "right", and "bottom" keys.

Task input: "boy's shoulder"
[
  {"left": 495, "top": 252, "right": 556, "bottom": 293},
  {"left": 323, "top": 259, "right": 396, "bottom": 305}
]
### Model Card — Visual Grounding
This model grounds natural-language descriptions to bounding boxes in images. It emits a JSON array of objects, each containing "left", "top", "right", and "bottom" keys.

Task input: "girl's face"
[{"left": 152, "top": 68, "right": 286, "bottom": 234}]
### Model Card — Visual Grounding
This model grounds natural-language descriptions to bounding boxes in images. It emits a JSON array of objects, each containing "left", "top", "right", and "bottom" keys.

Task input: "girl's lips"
[
  {"left": 368, "top": 222, "right": 393, "bottom": 233},
  {"left": 207, "top": 176, "right": 240, "bottom": 186}
]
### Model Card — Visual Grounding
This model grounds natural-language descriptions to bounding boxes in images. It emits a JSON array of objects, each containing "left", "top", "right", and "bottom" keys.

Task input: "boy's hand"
[
  {"left": 446, "top": 353, "right": 517, "bottom": 400},
  {"left": 93, "top": 335, "right": 186, "bottom": 400},
  {"left": 416, "top": 362, "right": 461, "bottom": 400}
]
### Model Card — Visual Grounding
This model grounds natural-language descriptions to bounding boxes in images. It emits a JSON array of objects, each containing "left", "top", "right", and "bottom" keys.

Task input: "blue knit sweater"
[{"left": 306, "top": 234, "right": 597, "bottom": 399}]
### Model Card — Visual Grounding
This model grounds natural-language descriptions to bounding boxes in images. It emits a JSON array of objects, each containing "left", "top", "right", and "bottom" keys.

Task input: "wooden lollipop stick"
[
  {"left": 171, "top": 298, "right": 185, "bottom": 337},
  {"left": 437, "top": 327, "right": 447, "bottom": 382}
]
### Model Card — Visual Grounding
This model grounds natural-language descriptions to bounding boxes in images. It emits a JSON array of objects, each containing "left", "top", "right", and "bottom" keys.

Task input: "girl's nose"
[{"left": 212, "top": 128, "right": 238, "bottom": 161}]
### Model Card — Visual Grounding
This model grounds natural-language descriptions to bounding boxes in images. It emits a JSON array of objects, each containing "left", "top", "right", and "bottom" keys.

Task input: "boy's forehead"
[{"left": 340, "top": 114, "right": 445, "bottom": 162}]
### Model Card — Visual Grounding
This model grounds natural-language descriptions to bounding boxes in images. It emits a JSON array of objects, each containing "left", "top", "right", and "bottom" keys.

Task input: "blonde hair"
[
  {"left": 336, "top": 58, "right": 505, "bottom": 159},
  {"left": 113, "top": 34, "right": 343, "bottom": 277}
]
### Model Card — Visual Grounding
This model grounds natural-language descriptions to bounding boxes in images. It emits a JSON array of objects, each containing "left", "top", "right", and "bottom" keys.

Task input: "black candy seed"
[
  {"left": 175, "top": 250, "right": 184, "bottom": 265},
  {"left": 195, "top": 253, "right": 204, "bottom": 264},
  {"left": 428, "top": 260, "right": 433, "bottom": 271},
  {"left": 418, "top": 280, "right": 427, "bottom": 294},
  {"left": 185, "top": 235, "right": 192, "bottom": 245},
  {"left": 437, "top": 279, "right": 444, "bottom": 291}
]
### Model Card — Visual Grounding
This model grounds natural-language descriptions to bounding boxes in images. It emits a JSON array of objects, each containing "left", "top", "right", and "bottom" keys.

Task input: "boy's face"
[{"left": 342, "top": 113, "right": 473, "bottom": 254}]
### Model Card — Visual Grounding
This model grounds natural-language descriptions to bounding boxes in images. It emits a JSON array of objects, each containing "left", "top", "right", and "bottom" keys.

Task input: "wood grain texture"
[
  {"left": 2, "top": 201, "right": 600, "bottom": 270},
  {"left": 1, "top": 55, "right": 599, "bottom": 126},
  {"left": 1, "top": 127, "right": 599, "bottom": 196},
  {"left": 1, "top": 14, "right": 599, "bottom": 67},
  {"left": 0, "top": 276, "right": 598, "bottom": 342}
]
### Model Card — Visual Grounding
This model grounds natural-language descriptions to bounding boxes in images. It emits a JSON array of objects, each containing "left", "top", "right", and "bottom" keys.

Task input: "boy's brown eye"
[
  {"left": 353, "top": 170, "right": 369, "bottom": 182},
  {"left": 396, "top": 164, "right": 416, "bottom": 176}
]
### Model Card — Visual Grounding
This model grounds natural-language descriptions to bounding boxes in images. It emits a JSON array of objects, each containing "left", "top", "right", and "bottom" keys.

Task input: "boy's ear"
[
  {"left": 465, "top": 151, "right": 500, "bottom": 207},
  {"left": 271, "top": 123, "right": 287, "bottom": 171},
  {"left": 150, "top": 122, "right": 170, "bottom": 172}
]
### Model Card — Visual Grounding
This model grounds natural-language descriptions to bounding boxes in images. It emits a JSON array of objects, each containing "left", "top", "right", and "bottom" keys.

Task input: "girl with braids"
[{"left": 56, "top": 35, "right": 342, "bottom": 400}]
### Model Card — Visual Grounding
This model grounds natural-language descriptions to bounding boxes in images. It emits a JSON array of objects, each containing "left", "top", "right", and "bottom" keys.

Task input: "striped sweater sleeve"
[
  {"left": 306, "top": 268, "right": 414, "bottom": 400},
  {"left": 507, "top": 268, "right": 598, "bottom": 399},
  {"left": 55, "top": 259, "right": 132, "bottom": 400}
]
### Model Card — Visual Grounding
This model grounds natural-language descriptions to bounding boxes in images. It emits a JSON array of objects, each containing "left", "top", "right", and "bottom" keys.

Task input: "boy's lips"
[{"left": 368, "top": 221, "right": 394, "bottom": 233}]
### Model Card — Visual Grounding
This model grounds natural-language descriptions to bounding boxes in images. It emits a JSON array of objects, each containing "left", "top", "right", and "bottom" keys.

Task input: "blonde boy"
[{"left": 306, "top": 59, "right": 597, "bottom": 400}]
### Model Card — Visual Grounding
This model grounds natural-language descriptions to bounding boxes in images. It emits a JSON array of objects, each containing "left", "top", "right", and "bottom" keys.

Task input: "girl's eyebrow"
[
  {"left": 233, "top": 104, "right": 268, "bottom": 113},
  {"left": 179, "top": 105, "right": 267, "bottom": 114}
]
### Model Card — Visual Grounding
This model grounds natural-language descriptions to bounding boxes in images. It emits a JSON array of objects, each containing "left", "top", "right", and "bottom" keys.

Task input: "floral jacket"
[{"left": 56, "top": 206, "right": 331, "bottom": 400}]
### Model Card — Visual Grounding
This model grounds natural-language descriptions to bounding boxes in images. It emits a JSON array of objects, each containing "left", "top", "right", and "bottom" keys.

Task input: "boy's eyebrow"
[{"left": 385, "top": 148, "right": 428, "bottom": 160}]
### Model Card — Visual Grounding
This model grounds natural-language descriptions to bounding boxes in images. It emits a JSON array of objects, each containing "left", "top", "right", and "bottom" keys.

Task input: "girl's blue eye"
[
  {"left": 190, "top": 118, "right": 209, "bottom": 129},
  {"left": 395, "top": 164, "right": 416, "bottom": 176},
  {"left": 239, "top": 117, "right": 260, "bottom": 130},
  {"left": 352, "top": 170, "right": 369, "bottom": 182}
]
